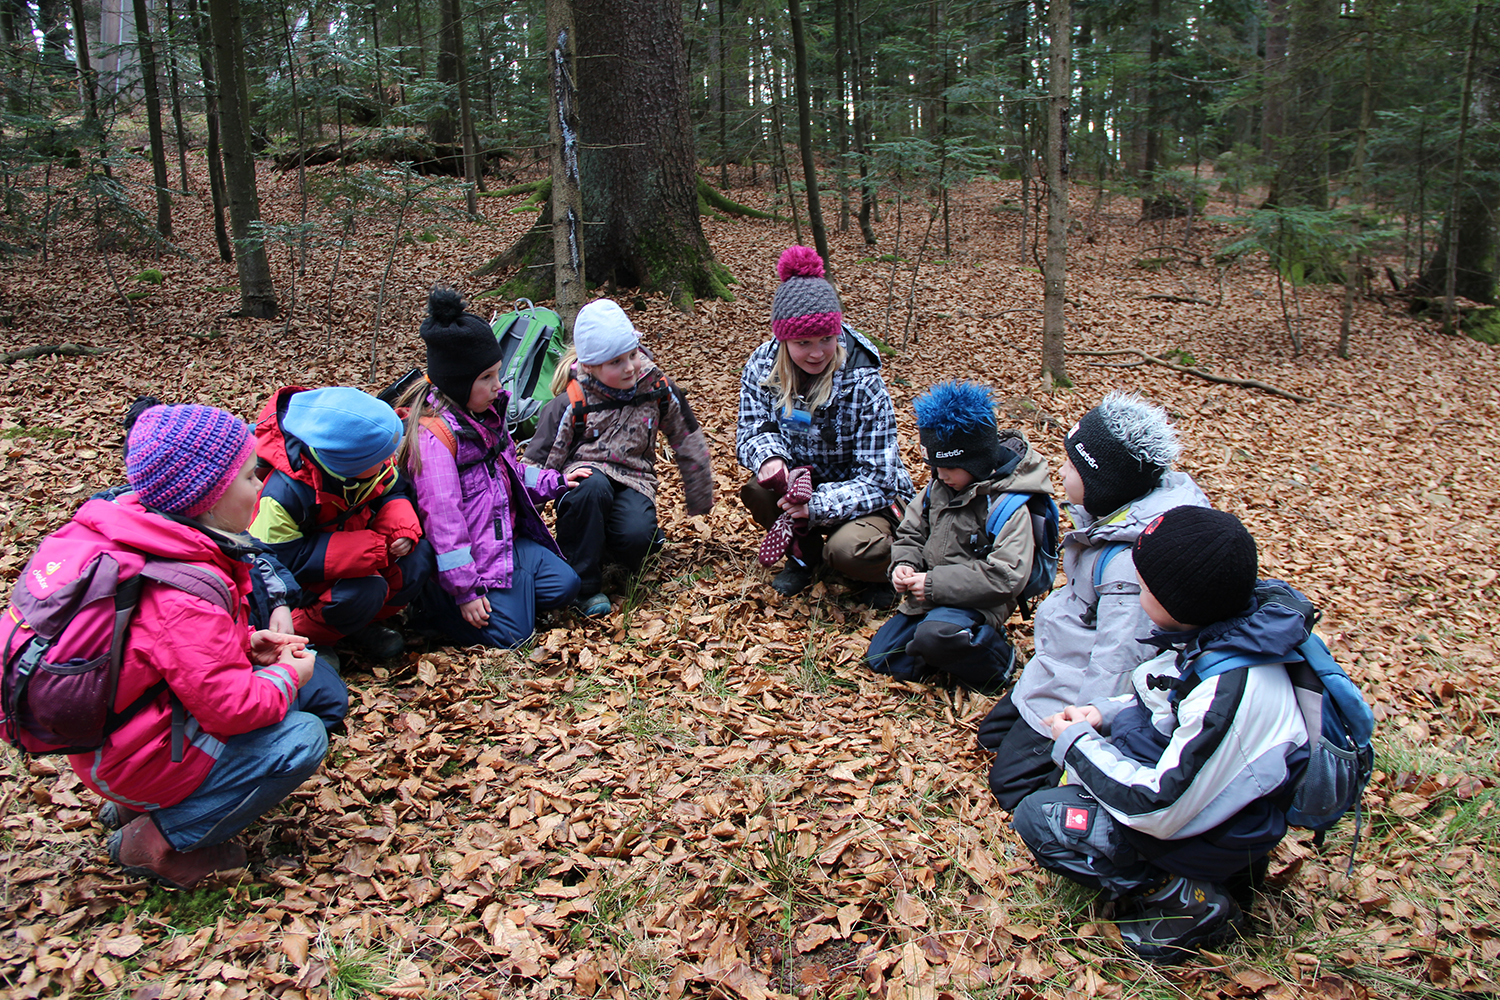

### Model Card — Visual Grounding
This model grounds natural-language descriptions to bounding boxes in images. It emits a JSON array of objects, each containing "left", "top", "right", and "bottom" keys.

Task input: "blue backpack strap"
[
  {"left": 1091, "top": 541, "right": 1132, "bottom": 590},
  {"left": 984, "top": 492, "right": 1029, "bottom": 542}
]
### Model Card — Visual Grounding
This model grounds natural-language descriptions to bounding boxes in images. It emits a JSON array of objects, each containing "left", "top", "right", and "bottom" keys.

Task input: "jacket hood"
[
  {"left": 1067, "top": 470, "right": 1209, "bottom": 544},
  {"left": 1147, "top": 579, "right": 1315, "bottom": 669},
  {"left": 979, "top": 436, "right": 1051, "bottom": 496},
  {"left": 72, "top": 495, "right": 242, "bottom": 565}
]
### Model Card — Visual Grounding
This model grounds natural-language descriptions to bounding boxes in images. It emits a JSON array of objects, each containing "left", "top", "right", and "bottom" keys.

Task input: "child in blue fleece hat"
[{"left": 249, "top": 386, "right": 431, "bottom": 660}]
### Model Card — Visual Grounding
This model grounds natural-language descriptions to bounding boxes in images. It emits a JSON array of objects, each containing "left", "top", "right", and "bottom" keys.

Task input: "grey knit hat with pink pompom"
[{"left": 770, "top": 246, "right": 842, "bottom": 341}]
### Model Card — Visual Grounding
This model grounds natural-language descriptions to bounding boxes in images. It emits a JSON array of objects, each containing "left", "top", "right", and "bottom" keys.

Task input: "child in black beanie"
[
  {"left": 1011, "top": 506, "right": 1312, "bottom": 963},
  {"left": 979, "top": 391, "right": 1212, "bottom": 810}
]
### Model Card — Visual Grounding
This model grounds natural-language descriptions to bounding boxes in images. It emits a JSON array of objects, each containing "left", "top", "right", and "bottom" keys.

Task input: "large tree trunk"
[
  {"left": 1040, "top": 0, "right": 1069, "bottom": 388},
  {"left": 1273, "top": 0, "right": 1334, "bottom": 209},
  {"left": 479, "top": 0, "right": 731, "bottom": 310},
  {"left": 208, "top": 0, "right": 277, "bottom": 317}
]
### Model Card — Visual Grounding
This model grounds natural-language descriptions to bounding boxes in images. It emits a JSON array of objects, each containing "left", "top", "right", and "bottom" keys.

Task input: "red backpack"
[{"left": 1, "top": 511, "right": 232, "bottom": 756}]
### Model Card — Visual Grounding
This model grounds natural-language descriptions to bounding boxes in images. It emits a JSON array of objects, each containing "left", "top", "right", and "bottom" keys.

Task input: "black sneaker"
[
  {"left": 346, "top": 625, "right": 406, "bottom": 660},
  {"left": 1116, "top": 877, "right": 1245, "bottom": 963},
  {"left": 771, "top": 561, "right": 816, "bottom": 596}
]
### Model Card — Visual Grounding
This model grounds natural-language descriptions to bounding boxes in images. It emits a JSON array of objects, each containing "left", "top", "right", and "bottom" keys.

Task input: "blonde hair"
[
  {"left": 550, "top": 348, "right": 579, "bottom": 396},
  {"left": 761, "top": 339, "right": 846, "bottom": 413},
  {"left": 394, "top": 379, "right": 461, "bottom": 478}
]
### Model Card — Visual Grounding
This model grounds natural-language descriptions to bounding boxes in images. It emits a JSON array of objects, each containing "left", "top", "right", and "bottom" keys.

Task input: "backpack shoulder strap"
[
  {"left": 418, "top": 416, "right": 458, "bottom": 459},
  {"left": 567, "top": 379, "right": 588, "bottom": 439},
  {"left": 139, "top": 561, "right": 235, "bottom": 614},
  {"left": 984, "top": 492, "right": 1031, "bottom": 543},
  {"left": 1092, "top": 541, "right": 1132, "bottom": 590}
]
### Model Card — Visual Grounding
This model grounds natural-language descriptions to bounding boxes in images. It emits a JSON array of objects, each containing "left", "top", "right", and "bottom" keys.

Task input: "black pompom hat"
[
  {"left": 420, "top": 287, "right": 502, "bottom": 405},
  {"left": 1134, "top": 506, "right": 1258, "bottom": 627}
]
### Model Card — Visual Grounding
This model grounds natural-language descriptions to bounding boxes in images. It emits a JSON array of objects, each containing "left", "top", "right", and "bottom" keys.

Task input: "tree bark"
[
  {"left": 1040, "top": 0, "right": 1069, "bottom": 388},
  {"left": 68, "top": 0, "right": 100, "bottom": 127},
  {"left": 482, "top": 0, "right": 732, "bottom": 309},
  {"left": 208, "top": 0, "right": 277, "bottom": 317},
  {"left": 189, "top": 0, "right": 232, "bottom": 261},
  {"left": 133, "top": 0, "right": 174, "bottom": 239},
  {"left": 548, "top": 0, "right": 585, "bottom": 331},
  {"left": 447, "top": 0, "right": 480, "bottom": 210},
  {"left": 788, "top": 0, "right": 832, "bottom": 282}
]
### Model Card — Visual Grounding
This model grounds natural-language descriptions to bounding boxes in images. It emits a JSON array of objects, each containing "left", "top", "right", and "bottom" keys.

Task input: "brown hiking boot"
[{"left": 108, "top": 814, "right": 248, "bottom": 890}]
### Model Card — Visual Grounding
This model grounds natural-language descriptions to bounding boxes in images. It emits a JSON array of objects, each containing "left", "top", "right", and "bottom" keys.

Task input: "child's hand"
[
  {"left": 757, "top": 458, "right": 787, "bottom": 485},
  {"left": 903, "top": 572, "right": 928, "bottom": 602},
  {"left": 269, "top": 606, "right": 295, "bottom": 636},
  {"left": 891, "top": 565, "right": 917, "bottom": 593},
  {"left": 388, "top": 537, "right": 415, "bottom": 559},
  {"left": 250, "top": 628, "right": 310, "bottom": 666},
  {"left": 565, "top": 466, "right": 594, "bottom": 488},
  {"left": 775, "top": 496, "right": 809, "bottom": 520},
  {"left": 279, "top": 643, "right": 316, "bottom": 687},
  {"left": 460, "top": 596, "right": 491, "bottom": 628},
  {"left": 1047, "top": 705, "right": 1102, "bottom": 739}
]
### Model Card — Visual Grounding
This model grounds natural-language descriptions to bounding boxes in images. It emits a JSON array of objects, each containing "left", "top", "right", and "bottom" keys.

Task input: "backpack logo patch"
[{"left": 1064, "top": 806, "right": 1091, "bottom": 832}]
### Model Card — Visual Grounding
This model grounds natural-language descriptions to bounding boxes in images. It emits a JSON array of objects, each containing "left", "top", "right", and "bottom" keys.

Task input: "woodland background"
[{"left": 2, "top": 0, "right": 1500, "bottom": 997}]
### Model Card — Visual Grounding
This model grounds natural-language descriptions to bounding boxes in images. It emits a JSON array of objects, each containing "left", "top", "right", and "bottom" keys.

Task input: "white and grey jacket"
[{"left": 1010, "top": 471, "right": 1211, "bottom": 737}]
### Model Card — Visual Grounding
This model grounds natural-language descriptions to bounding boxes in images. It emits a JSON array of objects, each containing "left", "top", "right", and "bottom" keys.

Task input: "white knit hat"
[{"left": 574, "top": 299, "right": 641, "bottom": 366}]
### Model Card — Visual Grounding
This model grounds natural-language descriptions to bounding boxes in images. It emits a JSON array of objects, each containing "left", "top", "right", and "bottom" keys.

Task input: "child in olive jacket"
[{"left": 865, "top": 381, "right": 1050, "bottom": 691}]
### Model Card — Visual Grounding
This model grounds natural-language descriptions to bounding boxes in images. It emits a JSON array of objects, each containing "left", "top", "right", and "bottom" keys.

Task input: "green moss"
[
  {"left": 136, "top": 268, "right": 164, "bottom": 284},
  {"left": 1461, "top": 306, "right": 1500, "bottom": 345}
]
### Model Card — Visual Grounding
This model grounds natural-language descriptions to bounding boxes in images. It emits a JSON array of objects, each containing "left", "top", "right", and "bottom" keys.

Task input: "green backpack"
[{"left": 493, "top": 299, "right": 567, "bottom": 442}]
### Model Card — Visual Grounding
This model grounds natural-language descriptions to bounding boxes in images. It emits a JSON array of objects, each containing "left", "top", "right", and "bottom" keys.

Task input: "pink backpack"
[{"left": 1, "top": 513, "right": 231, "bottom": 756}]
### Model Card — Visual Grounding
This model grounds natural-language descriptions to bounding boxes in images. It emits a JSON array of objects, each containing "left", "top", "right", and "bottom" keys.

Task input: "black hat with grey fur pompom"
[{"left": 420, "top": 287, "right": 501, "bottom": 405}]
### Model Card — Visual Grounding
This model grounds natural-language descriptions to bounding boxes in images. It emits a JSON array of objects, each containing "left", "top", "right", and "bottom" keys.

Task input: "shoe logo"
[
  {"left": 1064, "top": 806, "right": 1091, "bottom": 832},
  {"left": 1193, "top": 887, "right": 1206, "bottom": 903}
]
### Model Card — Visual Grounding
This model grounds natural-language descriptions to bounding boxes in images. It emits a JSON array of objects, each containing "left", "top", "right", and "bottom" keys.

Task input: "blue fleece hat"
[
  {"left": 282, "top": 387, "right": 402, "bottom": 479},
  {"left": 914, "top": 381, "right": 1004, "bottom": 481}
]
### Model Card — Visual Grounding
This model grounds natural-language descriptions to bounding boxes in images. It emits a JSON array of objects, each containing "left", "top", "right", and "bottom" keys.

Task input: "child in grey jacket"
[
  {"left": 978, "top": 391, "right": 1211, "bottom": 809},
  {"left": 866, "top": 381, "right": 1050, "bottom": 691}
]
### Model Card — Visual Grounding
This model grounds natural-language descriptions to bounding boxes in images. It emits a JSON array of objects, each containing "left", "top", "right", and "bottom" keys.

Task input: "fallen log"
[
  {"left": 1068, "top": 348, "right": 1314, "bottom": 403},
  {"left": 2, "top": 343, "right": 110, "bottom": 364}
]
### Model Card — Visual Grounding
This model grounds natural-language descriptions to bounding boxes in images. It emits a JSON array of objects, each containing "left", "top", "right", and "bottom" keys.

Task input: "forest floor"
[{"left": 1, "top": 153, "right": 1498, "bottom": 1000}]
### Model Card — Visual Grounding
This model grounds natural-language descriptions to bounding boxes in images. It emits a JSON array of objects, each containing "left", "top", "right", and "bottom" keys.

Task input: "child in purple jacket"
[{"left": 396, "top": 288, "right": 587, "bottom": 647}]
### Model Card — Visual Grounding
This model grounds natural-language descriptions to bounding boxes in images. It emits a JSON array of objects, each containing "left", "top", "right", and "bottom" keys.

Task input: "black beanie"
[
  {"left": 1133, "top": 506, "right": 1258, "bottom": 626},
  {"left": 420, "top": 288, "right": 502, "bottom": 405},
  {"left": 1066, "top": 404, "right": 1169, "bottom": 517}
]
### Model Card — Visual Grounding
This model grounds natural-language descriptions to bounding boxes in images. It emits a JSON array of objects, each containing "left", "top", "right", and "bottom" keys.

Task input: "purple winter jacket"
[{"left": 410, "top": 393, "right": 567, "bottom": 605}]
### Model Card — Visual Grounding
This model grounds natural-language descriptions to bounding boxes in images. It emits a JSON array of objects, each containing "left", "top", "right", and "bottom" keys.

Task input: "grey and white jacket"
[{"left": 1010, "top": 471, "right": 1211, "bottom": 737}]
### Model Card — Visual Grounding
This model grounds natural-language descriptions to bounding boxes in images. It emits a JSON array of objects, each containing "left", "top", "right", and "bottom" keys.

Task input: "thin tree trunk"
[
  {"left": 189, "top": 0, "right": 230, "bottom": 260},
  {"left": 132, "top": 0, "right": 173, "bottom": 240},
  {"left": 277, "top": 1, "right": 309, "bottom": 256},
  {"left": 1339, "top": 8, "right": 1376, "bottom": 359},
  {"left": 787, "top": 0, "right": 831, "bottom": 280},
  {"left": 162, "top": 0, "right": 192, "bottom": 193},
  {"left": 548, "top": 0, "right": 585, "bottom": 332},
  {"left": 851, "top": 0, "right": 875, "bottom": 244},
  {"left": 209, "top": 0, "right": 277, "bottom": 317},
  {"left": 718, "top": 0, "right": 729, "bottom": 188},
  {"left": 1443, "top": 0, "right": 1483, "bottom": 331},
  {"left": 833, "top": 0, "right": 849, "bottom": 232},
  {"left": 448, "top": 0, "right": 480, "bottom": 209},
  {"left": 68, "top": 0, "right": 100, "bottom": 128},
  {"left": 1040, "top": 0, "right": 1069, "bottom": 387}
]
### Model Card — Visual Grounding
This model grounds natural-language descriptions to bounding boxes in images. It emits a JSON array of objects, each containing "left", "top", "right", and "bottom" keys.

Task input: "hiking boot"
[
  {"left": 345, "top": 625, "right": 405, "bottom": 660},
  {"left": 573, "top": 592, "right": 612, "bottom": 618},
  {"left": 108, "top": 815, "right": 248, "bottom": 890},
  {"left": 98, "top": 801, "right": 144, "bottom": 831},
  {"left": 771, "top": 561, "right": 815, "bottom": 597},
  {"left": 1116, "top": 876, "right": 1246, "bottom": 963}
]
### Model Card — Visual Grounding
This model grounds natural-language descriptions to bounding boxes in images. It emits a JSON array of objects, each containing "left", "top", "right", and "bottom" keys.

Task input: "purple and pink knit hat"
[
  {"left": 770, "top": 246, "right": 842, "bottom": 342},
  {"left": 126, "top": 404, "right": 256, "bottom": 517}
]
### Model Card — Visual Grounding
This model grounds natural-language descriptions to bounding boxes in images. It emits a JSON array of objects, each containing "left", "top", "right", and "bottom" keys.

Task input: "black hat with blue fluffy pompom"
[{"left": 914, "top": 381, "right": 1006, "bottom": 481}]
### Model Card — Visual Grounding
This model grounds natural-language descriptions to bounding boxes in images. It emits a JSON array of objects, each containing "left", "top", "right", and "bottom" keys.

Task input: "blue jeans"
[
  {"left": 152, "top": 711, "right": 328, "bottom": 850},
  {"left": 292, "top": 653, "right": 348, "bottom": 730},
  {"left": 414, "top": 536, "right": 580, "bottom": 648}
]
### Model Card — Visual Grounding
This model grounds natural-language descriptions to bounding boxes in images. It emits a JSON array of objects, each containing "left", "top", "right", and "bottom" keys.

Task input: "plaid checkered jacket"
[{"left": 737, "top": 326, "right": 914, "bottom": 526}]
